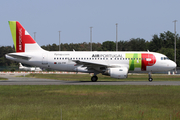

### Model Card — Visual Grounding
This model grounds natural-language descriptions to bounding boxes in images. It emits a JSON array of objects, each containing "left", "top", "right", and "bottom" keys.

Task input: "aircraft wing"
[{"left": 72, "top": 60, "right": 127, "bottom": 70}]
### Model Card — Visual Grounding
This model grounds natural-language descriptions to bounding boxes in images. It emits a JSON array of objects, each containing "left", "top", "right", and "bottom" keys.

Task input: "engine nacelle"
[{"left": 106, "top": 67, "right": 128, "bottom": 79}]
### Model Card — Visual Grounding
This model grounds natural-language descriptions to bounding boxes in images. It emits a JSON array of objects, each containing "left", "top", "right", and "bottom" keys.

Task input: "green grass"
[
  {"left": 25, "top": 73, "right": 180, "bottom": 81},
  {"left": 1, "top": 85, "right": 180, "bottom": 120},
  {"left": 0, "top": 77, "right": 7, "bottom": 80}
]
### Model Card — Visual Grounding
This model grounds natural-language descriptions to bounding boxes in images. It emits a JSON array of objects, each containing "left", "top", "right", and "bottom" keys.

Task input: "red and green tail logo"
[{"left": 8, "top": 21, "right": 36, "bottom": 52}]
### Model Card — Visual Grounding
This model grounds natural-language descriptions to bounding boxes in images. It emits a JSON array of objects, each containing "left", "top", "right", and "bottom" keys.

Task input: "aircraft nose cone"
[
  {"left": 169, "top": 61, "right": 177, "bottom": 69},
  {"left": 173, "top": 61, "right": 177, "bottom": 68}
]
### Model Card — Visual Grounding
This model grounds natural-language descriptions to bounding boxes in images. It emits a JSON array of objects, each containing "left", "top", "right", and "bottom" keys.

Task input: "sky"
[{"left": 0, "top": 0, "right": 180, "bottom": 46}]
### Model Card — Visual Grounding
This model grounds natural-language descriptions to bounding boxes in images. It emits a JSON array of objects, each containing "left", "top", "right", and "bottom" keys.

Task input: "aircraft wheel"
[
  {"left": 148, "top": 78, "right": 153, "bottom": 82},
  {"left": 91, "top": 76, "right": 98, "bottom": 82}
]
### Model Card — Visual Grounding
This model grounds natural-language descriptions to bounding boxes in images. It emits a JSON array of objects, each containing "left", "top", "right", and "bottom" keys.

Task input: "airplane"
[
  {"left": 19, "top": 63, "right": 42, "bottom": 71},
  {"left": 5, "top": 21, "right": 177, "bottom": 82}
]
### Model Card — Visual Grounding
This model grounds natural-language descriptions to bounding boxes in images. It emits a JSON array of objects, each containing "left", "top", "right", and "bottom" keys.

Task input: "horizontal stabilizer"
[{"left": 6, "top": 53, "right": 31, "bottom": 60}]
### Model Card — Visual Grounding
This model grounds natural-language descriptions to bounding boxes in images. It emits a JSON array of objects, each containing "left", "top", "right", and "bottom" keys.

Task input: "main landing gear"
[
  {"left": 148, "top": 72, "right": 153, "bottom": 82},
  {"left": 91, "top": 76, "right": 98, "bottom": 82},
  {"left": 91, "top": 72, "right": 99, "bottom": 82}
]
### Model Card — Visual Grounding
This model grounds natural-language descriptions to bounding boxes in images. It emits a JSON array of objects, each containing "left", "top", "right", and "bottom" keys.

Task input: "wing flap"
[{"left": 73, "top": 60, "right": 107, "bottom": 67}]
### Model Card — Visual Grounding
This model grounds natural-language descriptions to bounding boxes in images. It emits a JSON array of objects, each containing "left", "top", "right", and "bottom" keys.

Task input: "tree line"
[{"left": 0, "top": 31, "right": 180, "bottom": 68}]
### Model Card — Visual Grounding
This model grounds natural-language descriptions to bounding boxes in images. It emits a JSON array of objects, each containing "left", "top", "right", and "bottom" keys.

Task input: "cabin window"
[{"left": 161, "top": 57, "right": 169, "bottom": 60}]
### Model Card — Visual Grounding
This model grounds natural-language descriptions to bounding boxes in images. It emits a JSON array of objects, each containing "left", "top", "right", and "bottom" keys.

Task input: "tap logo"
[
  {"left": 126, "top": 53, "right": 156, "bottom": 71},
  {"left": 16, "top": 22, "right": 25, "bottom": 52},
  {"left": 18, "top": 28, "right": 22, "bottom": 51}
]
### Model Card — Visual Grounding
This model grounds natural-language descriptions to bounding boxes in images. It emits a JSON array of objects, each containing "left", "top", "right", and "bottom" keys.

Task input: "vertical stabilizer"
[
  {"left": 19, "top": 63, "right": 23, "bottom": 67},
  {"left": 8, "top": 21, "right": 44, "bottom": 52}
]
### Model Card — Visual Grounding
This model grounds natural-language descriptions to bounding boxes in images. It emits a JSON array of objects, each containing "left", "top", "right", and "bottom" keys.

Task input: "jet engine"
[{"left": 103, "top": 67, "right": 128, "bottom": 79}]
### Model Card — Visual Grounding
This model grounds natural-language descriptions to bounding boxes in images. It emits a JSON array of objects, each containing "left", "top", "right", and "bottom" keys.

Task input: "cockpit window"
[
  {"left": 161, "top": 57, "right": 169, "bottom": 60},
  {"left": 165, "top": 57, "right": 169, "bottom": 60}
]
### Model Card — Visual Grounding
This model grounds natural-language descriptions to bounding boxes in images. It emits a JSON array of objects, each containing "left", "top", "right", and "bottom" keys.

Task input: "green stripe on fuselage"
[
  {"left": 8, "top": 21, "right": 16, "bottom": 51},
  {"left": 126, "top": 53, "right": 141, "bottom": 70}
]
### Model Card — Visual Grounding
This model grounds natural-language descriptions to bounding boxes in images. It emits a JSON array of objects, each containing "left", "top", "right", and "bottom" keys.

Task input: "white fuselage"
[{"left": 6, "top": 51, "right": 176, "bottom": 73}]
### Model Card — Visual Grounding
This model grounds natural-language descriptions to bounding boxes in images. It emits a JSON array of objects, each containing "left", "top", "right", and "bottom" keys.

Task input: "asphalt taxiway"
[{"left": 0, "top": 73, "right": 180, "bottom": 85}]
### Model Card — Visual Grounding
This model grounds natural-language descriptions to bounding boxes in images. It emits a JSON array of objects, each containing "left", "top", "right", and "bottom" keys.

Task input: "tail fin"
[
  {"left": 8, "top": 21, "right": 44, "bottom": 52},
  {"left": 19, "top": 63, "right": 23, "bottom": 67}
]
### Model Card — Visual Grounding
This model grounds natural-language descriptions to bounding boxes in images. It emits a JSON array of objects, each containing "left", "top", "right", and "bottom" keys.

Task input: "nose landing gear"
[{"left": 148, "top": 72, "right": 153, "bottom": 82}]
